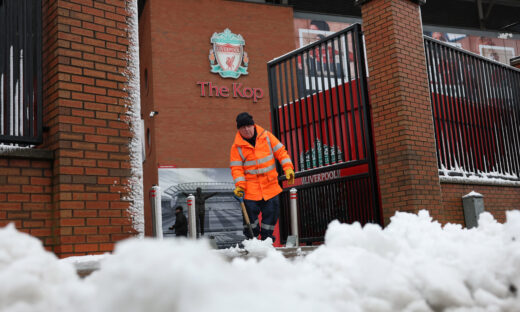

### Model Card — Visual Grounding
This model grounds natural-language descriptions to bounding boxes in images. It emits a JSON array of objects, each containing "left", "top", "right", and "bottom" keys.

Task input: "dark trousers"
[{"left": 243, "top": 196, "right": 279, "bottom": 240}]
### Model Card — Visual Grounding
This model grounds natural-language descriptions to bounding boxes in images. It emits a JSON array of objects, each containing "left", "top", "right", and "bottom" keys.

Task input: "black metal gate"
[
  {"left": 0, "top": 0, "right": 43, "bottom": 145},
  {"left": 267, "top": 24, "right": 381, "bottom": 244}
]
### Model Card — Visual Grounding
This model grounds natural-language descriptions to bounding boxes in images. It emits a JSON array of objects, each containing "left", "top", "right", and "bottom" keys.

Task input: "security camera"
[{"left": 149, "top": 111, "right": 158, "bottom": 118}]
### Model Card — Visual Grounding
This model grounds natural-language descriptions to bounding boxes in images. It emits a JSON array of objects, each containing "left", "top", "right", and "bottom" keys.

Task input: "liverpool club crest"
[{"left": 208, "top": 29, "right": 248, "bottom": 79}]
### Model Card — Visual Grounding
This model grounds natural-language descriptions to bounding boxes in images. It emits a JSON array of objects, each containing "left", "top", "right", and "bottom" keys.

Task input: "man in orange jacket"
[{"left": 230, "top": 112, "right": 295, "bottom": 241}]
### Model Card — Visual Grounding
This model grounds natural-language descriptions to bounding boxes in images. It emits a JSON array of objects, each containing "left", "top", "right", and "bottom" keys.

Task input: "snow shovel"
[{"left": 235, "top": 195, "right": 255, "bottom": 239}]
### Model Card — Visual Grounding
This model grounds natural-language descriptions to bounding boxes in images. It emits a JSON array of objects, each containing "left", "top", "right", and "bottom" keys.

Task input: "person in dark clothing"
[
  {"left": 182, "top": 188, "right": 217, "bottom": 237},
  {"left": 169, "top": 206, "right": 187, "bottom": 237}
]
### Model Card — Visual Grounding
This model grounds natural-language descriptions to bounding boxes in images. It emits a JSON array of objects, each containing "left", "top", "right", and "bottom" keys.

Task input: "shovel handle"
[{"left": 239, "top": 200, "right": 255, "bottom": 238}]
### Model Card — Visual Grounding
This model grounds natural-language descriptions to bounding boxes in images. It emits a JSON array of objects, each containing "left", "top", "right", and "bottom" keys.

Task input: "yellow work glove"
[
  {"left": 285, "top": 168, "right": 295, "bottom": 185},
  {"left": 233, "top": 186, "right": 245, "bottom": 198}
]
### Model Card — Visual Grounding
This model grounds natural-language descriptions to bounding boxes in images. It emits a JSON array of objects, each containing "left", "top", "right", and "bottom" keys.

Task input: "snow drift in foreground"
[{"left": 1, "top": 210, "right": 520, "bottom": 312}]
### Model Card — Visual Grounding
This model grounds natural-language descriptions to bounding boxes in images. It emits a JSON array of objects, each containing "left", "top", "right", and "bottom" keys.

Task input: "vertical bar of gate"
[
  {"left": 450, "top": 47, "right": 471, "bottom": 173},
  {"left": 311, "top": 44, "right": 325, "bottom": 167},
  {"left": 301, "top": 52, "right": 314, "bottom": 170},
  {"left": 431, "top": 41, "right": 450, "bottom": 169},
  {"left": 13, "top": 0, "right": 20, "bottom": 137},
  {"left": 5, "top": 0, "right": 11, "bottom": 137},
  {"left": 479, "top": 56, "right": 497, "bottom": 173},
  {"left": 300, "top": 187, "right": 307, "bottom": 239},
  {"left": 442, "top": 45, "right": 463, "bottom": 170},
  {"left": 484, "top": 60, "right": 501, "bottom": 174},
  {"left": 324, "top": 39, "right": 338, "bottom": 164},
  {"left": 461, "top": 53, "right": 478, "bottom": 173},
  {"left": 294, "top": 56, "right": 308, "bottom": 171},
  {"left": 336, "top": 33, "right": 352, "bottom": 162},
  {"left": 278, "top": 64, "right": 289, "bottom": 151},
  {"left": 343, "top": 32, "right": 360, "bottom": 161},
  {"left": 28, "top": 0, "right": 35, "bottom": 139},
  {"left": 510, "top": 71, "right": 520, "bottom": 177},
  {"left": 0, "top": 0, "right": 5, "bottom": 136},
  {"left": 35, "top": 0, "right": 42, "bottom": 143},
  {"left": 288, "top": 57, "right": 301, "bottom": 172},
  {"left": 317, "top": 41, "right": 332, "bottom": 166},
  {"left": 483, "top": 61, "right": 505, "bottom": 174},
  {"left": 460, "top": 52, "right": 478, "bottom": 173},
  {"left": 305, "top": 50, "right": 319, "bottom": 168},
  {"left": 355, "top": 24, "right": 381, "bottom": 225},
  {"left": 283, "top": 60, "right": 296, "bottom": 169},
  {"left": 473, "top": 56, "right": 493, "bottom": 173},
  {"left": 450, "top": 46, "right": 468, "bottom": 171},
  {"left": 330, "top": 37, "right": 345, "bottom": 163},
  {"left": 351, "top": 25, "right": 367, "bottom": 160},
  {"left": 424, "top": 40, "right": 442, "bottom": 169},
  {"left": 22, "top": 0, "right": 28, "bottom": 138},
  {"left": 434, "top": 43, "right": 454, "bottom": 169},
  {"left": 501, "top": 66, "right": 520, "bottom": 176},
  {"left": 495, "top": 65, "right": 515, "bottom": 175},
  {"left": 455, "top": 50, "right": 474, "bottom": 173},
  {"left": 268, "top": 64, "right": 281, "bottom": 140},
  {"left": 505, "top": 70, "right": 520, "bottom": 176},
  {"left": 469, "top": 56, "right": 484, "bottom": 171}
]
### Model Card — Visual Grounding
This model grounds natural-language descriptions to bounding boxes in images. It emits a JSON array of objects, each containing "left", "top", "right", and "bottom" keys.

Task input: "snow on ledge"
[
  {"left": 462, "top": 191, "right": 483, "bottom": 198},
  {"left": 439, "top": 164, "right": 520, "bottom": 187},
  {"left": 440, "top": 175, "right": 520, "bottom": 187},
  {"left": 60, "top": 254, "right": 108, "bottom": 273}
]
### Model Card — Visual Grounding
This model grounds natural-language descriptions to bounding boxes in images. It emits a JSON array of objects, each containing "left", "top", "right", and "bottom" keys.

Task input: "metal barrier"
[
  {"left": 268, "top": 23, "right": 381, "bottom": 244},
  {"left": 424, "top": 36, "right": 520, "bottom": 180},
  {"left": 149, "top": 185, "right": 163, "bottom": 239},
  {"left": 289, "top": 188, "right": 298, "bottom": 246},
  {"left": 187, "top": 194, "right": 197, "bottom": 239},
  {"left": 0, "top": 0, "right": 43, "bottom": 145}
]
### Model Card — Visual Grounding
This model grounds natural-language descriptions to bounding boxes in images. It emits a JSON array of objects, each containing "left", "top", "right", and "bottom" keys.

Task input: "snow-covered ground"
[{"left": 1, "top": 210, "right": 519, "bottom": 312}]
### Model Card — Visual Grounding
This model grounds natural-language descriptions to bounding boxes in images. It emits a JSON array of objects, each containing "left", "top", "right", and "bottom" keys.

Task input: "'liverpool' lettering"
[{"left": 301, "top": 170, "right": 340, "bottom": 185}]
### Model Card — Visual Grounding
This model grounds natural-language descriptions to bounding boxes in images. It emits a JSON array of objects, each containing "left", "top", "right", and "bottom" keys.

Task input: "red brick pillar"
[
  {"left": 42, "top": 0, "right": 138, "bottom": 257},
  {"left": 356, "top": 0, "right": 444, "bottom": 224}
]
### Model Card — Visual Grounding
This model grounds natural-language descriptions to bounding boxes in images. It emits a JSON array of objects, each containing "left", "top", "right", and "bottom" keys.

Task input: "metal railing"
[
  {"left": 268, "top": 24, "right": 381, "bottom": 243},
  {"left": 0, "top": 0, "right": 42, "bottom": 145},
  {"left": 424, "top": 37, "right": 520, "bottom": 180}
]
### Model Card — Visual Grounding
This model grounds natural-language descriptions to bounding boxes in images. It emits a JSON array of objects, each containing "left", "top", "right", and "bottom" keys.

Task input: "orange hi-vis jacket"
[{"left": 230, "top": 125, "right": 294, "bottom": 201}]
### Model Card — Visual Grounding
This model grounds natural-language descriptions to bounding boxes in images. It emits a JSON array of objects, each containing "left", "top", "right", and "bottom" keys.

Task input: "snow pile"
[
  {"left": 0, "top": 224, "right": 90, "bottom": 312},
  {"left": 1, "top": 210, "right": 520, "bottom": 312}
]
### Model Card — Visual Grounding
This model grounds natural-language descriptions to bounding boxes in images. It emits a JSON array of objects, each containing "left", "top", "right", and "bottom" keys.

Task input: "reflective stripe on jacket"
[{"left": 230, "top": 125, "right": 293, "bottom": 201}]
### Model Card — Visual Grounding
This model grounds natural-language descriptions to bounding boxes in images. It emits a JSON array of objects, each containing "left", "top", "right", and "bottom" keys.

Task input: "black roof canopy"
[
  {"left": 138, "top": 0, "right": 520, "bottom": 34},
  {"left": 284, "top": 0, "right": 520, "bottom": 34}
]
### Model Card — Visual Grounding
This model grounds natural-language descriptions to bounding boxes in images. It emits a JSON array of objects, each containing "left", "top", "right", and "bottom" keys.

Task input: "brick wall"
[
  {"left": 40, "top": 0, "right": 136, "bottom": 257},
  {"left": 359, "top": 0, "right": 444, "bottom": 224},
  {"left": 0, "top": 154, "right": 54, "bottom": 251},
  {"left": 139, "top": 0, "right": 295, "bottom": 235},
  {"left": 143, "top": 0, "right": 295, "bottom": 169},
  {"left": 441, "top": 183, "right": 520, "bottom": 225}
]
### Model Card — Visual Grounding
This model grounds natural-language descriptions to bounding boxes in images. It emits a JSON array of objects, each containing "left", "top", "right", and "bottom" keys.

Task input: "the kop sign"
[{"left": 196, "top": 29, "right": 263, "bottom": 103}]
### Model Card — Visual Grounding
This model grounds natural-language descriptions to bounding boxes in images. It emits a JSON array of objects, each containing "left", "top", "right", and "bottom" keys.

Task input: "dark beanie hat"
[{"left": 236, "top": 112, "right": 254, "bottom": 129}]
